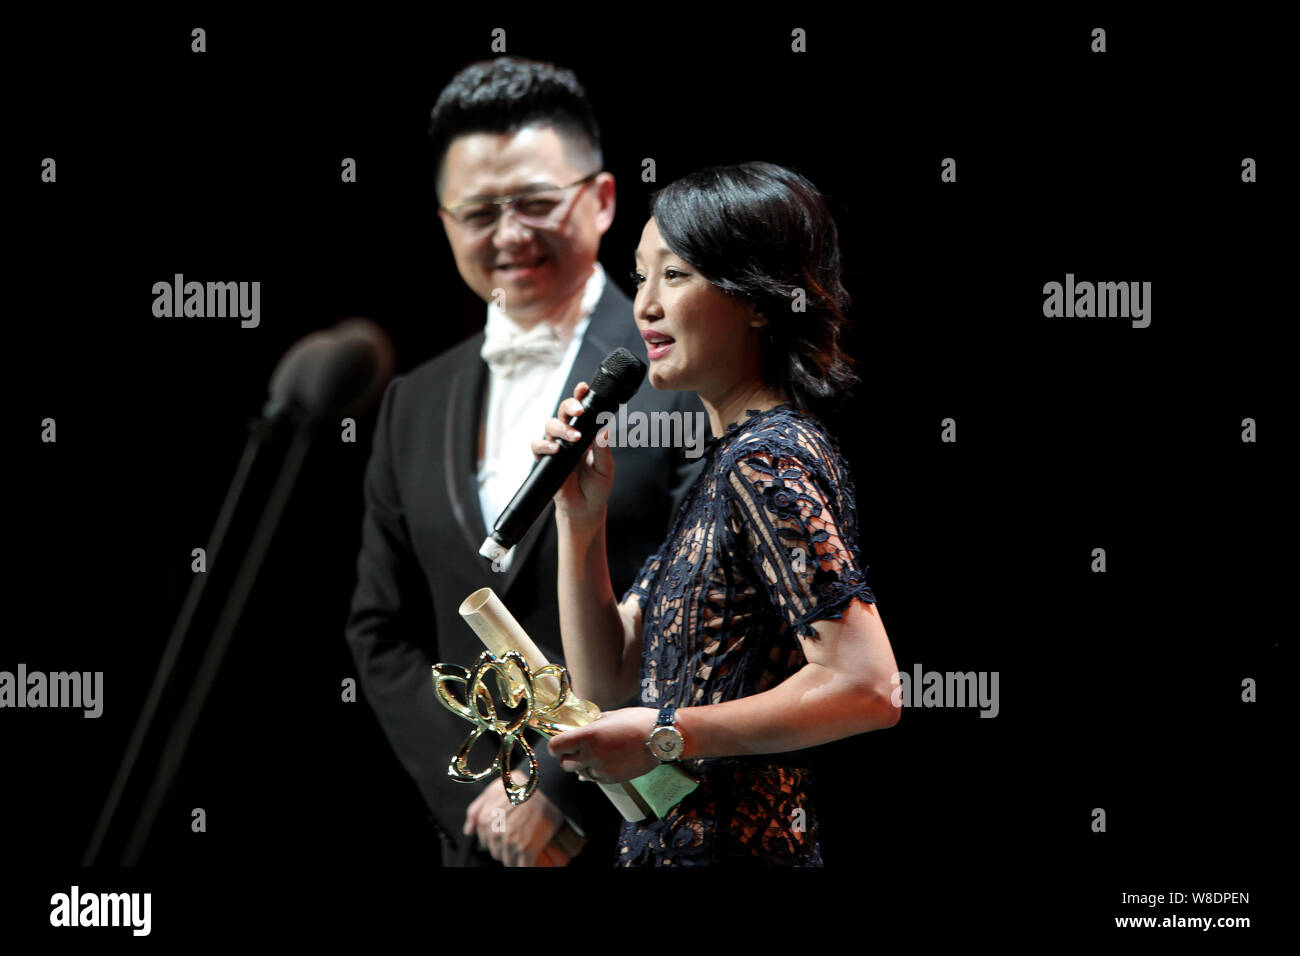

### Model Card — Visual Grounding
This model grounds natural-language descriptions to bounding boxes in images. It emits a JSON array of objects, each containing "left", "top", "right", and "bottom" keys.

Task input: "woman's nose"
[{"left": 639, "top": 299, "right": 666, "bottom": 324}]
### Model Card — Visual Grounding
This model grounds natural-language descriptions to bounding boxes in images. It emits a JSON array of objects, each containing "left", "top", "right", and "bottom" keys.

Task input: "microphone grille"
[{"left": 589, "top": 347, "right": 646, "bottom": 402}]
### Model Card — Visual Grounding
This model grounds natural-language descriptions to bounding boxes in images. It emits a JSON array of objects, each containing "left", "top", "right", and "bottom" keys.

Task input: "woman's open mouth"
[{"left": 642, "top": 330, "right": 675, "bottom": 360}]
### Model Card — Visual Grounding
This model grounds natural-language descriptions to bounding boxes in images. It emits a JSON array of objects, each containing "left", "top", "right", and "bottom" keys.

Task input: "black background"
[{"left": 6, "top": 9, "right": 1282, "bottom": 942}]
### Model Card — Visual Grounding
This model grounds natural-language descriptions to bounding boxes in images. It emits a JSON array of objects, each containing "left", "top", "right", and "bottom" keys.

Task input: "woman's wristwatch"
[{"left": 645, "top": 705, "right": 686, "bottom": 762}]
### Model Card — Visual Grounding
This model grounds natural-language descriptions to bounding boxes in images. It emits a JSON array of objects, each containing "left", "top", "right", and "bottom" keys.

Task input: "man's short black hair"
[{"left": 428, "top": 56, "right": 603, "bottom": 197}]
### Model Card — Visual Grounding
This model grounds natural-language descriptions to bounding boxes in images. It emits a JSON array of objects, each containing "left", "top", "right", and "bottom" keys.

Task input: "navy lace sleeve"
[
  {"left": 620, "top": 546, "right": 663, "bottom": 611},
  {"left": 721, "top": 423, "right": 875, "bottom": 640}
]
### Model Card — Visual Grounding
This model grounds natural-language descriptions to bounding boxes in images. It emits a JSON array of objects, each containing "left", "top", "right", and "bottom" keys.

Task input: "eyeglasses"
[{"left": 440, "top": 171, "right": 601, "bottom": 233}]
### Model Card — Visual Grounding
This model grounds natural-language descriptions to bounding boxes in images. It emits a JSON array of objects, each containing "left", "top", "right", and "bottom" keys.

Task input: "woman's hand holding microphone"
[{"left": 530, "top": 381, "right": 615, "bottom": 526}]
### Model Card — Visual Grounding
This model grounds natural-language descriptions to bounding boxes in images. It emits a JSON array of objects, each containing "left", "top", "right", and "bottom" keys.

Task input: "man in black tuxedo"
[{"left": 345, "top": 57, "right": 704, "bottom": 867}]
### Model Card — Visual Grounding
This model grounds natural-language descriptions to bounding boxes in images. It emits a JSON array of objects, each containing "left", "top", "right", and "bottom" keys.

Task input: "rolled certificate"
[
  {"left": 454, "top": 587, "right": 697, "bottom": 822},
  {"left": 458, "top": 588, "right": 584, "bottom": 724}
]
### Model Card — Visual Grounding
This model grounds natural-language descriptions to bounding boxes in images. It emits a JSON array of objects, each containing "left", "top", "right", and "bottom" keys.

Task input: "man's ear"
[{"left": 594, "top": 171, "right": 617, "bottom": 234}]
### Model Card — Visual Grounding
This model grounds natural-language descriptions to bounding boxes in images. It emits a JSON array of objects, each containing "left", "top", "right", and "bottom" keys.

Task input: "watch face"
[{"left": 651, "top": 727, "right": 682, "bottom": 759}]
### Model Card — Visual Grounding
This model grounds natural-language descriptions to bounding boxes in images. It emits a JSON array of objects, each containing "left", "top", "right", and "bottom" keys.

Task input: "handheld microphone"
[{"left": 479, "top": 347, "right": 646, "bottom": 563}]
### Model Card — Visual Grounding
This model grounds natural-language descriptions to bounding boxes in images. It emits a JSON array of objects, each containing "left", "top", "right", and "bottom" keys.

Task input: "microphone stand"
[{"left": 82, "top": 412, "right": 312, "bottom": 866}]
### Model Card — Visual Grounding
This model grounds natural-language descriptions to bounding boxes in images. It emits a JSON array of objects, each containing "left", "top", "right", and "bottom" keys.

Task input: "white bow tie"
[{"left": 480, "top": 320, "right": 566, "bottom": 377}]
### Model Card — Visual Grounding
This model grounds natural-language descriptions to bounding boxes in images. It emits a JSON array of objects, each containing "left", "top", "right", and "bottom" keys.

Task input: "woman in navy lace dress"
[{"left": 538, "top": 162, "right": 900, "bottom": 866}]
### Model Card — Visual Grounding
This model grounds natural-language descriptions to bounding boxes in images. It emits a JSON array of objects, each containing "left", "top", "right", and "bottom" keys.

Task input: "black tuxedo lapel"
[
  {"left": 498, "top": 279, "right": 636, "bottom": 596},
  {"left": 553, "top": 280, "right": 635, "bottom": 429},
  {"left": 443, "top": 338, "right": 491, "bottom": 561}
]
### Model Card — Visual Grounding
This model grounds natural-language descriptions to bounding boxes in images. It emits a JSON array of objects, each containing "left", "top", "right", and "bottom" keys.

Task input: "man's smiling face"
[{"left": 437, "top": 124, "right": 614, "bottom": 324}]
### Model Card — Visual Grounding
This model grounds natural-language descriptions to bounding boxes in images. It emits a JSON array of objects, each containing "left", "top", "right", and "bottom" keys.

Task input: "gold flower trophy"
[{"left": 431, "top": 588, "right": 697, "bottom": 821}]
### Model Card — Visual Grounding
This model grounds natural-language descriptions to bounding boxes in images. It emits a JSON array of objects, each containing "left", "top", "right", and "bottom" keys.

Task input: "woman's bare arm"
[
  {"left": 671, "top": 597, "right": 900, "bottom": 758},
  {"left": 554, "top": 513, "right": 643, "bottom": 709}
]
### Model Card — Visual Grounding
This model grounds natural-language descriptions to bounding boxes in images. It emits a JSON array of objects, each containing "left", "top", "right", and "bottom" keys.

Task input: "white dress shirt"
[{"left": 477, "top": 263, "right": 606, "bottom": 571}]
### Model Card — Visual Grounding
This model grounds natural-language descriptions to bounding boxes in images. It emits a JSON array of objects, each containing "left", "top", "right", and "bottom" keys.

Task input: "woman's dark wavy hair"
[{"left": 649, "top": 162, "right": 858, "bottom": 419}]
